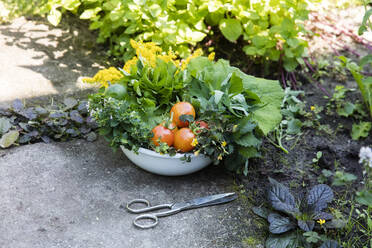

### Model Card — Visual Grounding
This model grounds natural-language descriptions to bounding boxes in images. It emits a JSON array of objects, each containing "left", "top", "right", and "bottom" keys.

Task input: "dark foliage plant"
[
  {"left": 0, "top": 98, "right": 98, "bottom": 148},
  {"left": 253, "top": 178, "right": 342, "bottom": 248}
]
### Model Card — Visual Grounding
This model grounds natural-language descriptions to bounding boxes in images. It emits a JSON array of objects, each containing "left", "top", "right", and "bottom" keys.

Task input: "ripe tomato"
[
  {"left": 170, "top": 102, "right": 196, "bottom": 128},
  {"left": 195, "top": 120, "right": 209, "bottom": 133},
  {"left": 151, "top": 125, "right": 174, "bottom": 146},
  {"left": 160, "top": 121, "right": 178, "bottom": 134},
  {"left": 174, "top": 128, "right": 196, "bottom": 153}
]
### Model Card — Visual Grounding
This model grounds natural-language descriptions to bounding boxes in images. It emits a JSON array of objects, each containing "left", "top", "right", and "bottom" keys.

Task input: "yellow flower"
[
  {"left": 123, "top": 57, "right": 138, "bottom": 73},
  {"left": 317, "top": 219, "right": 326, "bottom": 225},
  {"left": 82, "top": 67, "right": 122, "bottom": 88},
  {"left": 194, "top": 150, "right": 200, "bottom": 156},
  {"left": 222, "top": 141, "right": 227, "bottom": 147},
  {"left": 310, "top": 106, "right": 315, "bottom": 111},
  {"left": 218, "top": 154, "right": 223, "bottom": 160},
  {"left": 181, "top": 48, "right": 203, "bottom": 70},
  {"left": 191, "top": 138, "right": 198, "bottom": 147},
  {"left": 208, "top": 52, "right": 215, "bottom": 61}
]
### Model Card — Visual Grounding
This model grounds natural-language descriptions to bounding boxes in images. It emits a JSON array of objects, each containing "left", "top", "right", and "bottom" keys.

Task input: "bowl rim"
[{"left": 122, "top": 146, "right": 197, "bottom": 159}]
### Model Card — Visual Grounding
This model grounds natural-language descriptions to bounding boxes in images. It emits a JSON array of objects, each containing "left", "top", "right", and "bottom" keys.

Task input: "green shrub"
[{"left": 5, "top": 0, "right": 316, "bottom": 71}]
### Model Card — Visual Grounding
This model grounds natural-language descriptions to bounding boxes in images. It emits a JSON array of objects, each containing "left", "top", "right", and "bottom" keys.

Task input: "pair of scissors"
[{"left": 126, "top": 192, "right": 237, "bottom": 229}]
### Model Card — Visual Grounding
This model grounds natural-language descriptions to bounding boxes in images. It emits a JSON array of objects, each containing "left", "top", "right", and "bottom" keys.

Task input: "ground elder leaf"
[
  {"left": 219, "top": 18, "right": 242, "bottom": 42},
  {"left": 0, "top": 130, "right": 19, "bottom": 148}
]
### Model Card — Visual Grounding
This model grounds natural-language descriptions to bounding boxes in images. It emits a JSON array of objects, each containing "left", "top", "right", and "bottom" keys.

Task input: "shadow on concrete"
[{"left": 0, "top": 14, "right": 109, "bottom": 94}]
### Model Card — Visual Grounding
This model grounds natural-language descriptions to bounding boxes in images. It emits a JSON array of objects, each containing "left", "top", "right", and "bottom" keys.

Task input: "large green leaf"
[
  {"left": 238, "top": 73, "right": 284, "bottom": 135},
  {"left": 219, "top": 18, "right": 242, "bottom": 42}
]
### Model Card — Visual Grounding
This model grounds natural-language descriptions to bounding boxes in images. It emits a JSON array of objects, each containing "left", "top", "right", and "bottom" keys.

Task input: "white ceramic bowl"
[{"left": 120, "top": 146, "right": 212, "bottom": 176}]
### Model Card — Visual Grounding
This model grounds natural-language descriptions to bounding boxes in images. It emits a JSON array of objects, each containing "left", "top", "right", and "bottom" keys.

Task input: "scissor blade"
[{"left": 172, "top": 192, "right": 237, "bottom": 210}]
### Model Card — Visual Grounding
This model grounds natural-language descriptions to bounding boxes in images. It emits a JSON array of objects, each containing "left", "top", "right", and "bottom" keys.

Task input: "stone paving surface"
[
  {"left": 0, "top": 139, "right": 245, "bottom": 248},
  {"left": 0, "top": 17, "right": 104, "bottom": 106}
]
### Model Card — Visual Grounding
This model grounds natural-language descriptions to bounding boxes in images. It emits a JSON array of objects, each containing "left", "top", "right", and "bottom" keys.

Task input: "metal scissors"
[{"left": 126, "top": 192, "right": 237, "bottom": 229}]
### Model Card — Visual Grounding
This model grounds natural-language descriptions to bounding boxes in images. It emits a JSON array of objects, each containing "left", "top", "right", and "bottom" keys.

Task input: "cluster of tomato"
[{"left": 151, "top": 102, "right": 208, "bottom": 153}]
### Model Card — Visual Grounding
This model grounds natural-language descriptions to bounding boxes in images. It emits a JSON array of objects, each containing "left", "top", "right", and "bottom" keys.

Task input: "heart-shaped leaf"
[
  {"left": 12, "top": 99, "right": 24, "bottom": 113},
  {"left": 0, "top": 130, "right": 19, "bottom": 148},
  {"left": 64, "top": 97, "right": 78, "bottom": 110},
  {"left": 320, "top": 240, "right": 341, "bottom": 248},
  {"left": 268, "top": 213, "right": 296, "bottom": 234},
  {"left": 268, "top": 178, "right": 298, "bottom": 215},
  {"left": 24, "top": 108, "right": 38, "bottom": 120},
  {"left": 85, "top": 132, "right": 97, "bottom": 142},
  {"left": 307, "top": 184, "right": 334, "bottom": 212},
  {"left": 77, "top": 101, "right": 88, "bottom": 114},
  {"left": 0, "top": 118, "right": 12, "bottom": 135},
  {"left": 298, "top": 220, "right": 315, "bottom": 231},
  {"left": 70, "top": 110, "right": 84, "bottom": 124},
  {"left": 35, "top": 107, "right": 48, "bottom": 117}
]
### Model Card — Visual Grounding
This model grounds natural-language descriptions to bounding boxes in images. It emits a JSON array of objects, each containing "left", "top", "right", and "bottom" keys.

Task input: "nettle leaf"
[
  {"left": 0, "top": 130, "right": 19, "bottom": 148},
  {"left": 219, "top": 18, "right": 242, "bottom": 42},
  {"left": 268, "top": 178, "right": 298, "bottom": 215},
  {"left": 268, "top": 213, "right": 296, "bottom": 234},
  {"left": 265, "top": 232, "right": 298, "bottom": 248},
  {"left": 307, "top": 184, "right": 334, "bottom": 212},
  {"left": 320, "top": 240, "right": 341, "bottom": 248},
  {"left": 297, "top": 220, "right": 315, "bottom": 231},
  {"left": 0, "top": 118, "right": 12, "bottom": 135}
]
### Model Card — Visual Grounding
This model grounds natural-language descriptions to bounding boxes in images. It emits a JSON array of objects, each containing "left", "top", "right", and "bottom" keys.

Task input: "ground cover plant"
[
  {"left": 0, "top": 98, "right": 98, "bottom": 148},
  {"left": 3, "top": 0, "right": 318, "bottom": 74}
]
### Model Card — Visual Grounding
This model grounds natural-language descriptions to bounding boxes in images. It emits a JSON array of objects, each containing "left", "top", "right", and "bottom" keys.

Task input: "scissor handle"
[
  {"left": 133, "top": 214, "right": 158, "bottom": 229},
  {"left": 126, "top": 199, "right": 172, "bottom": 214}
]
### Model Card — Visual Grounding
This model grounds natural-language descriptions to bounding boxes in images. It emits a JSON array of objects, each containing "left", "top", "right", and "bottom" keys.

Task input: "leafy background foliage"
[{"left": 3, "top": 0, "right": 317, "bottom": 71}]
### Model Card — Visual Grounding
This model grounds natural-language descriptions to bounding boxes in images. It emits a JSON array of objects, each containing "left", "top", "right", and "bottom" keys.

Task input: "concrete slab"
[
  {"left": 0, "top": 139, "right": 251, "bottom": 248},
  {"left": 0, "top": 16, "right": 105, "bottom": 104}
]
